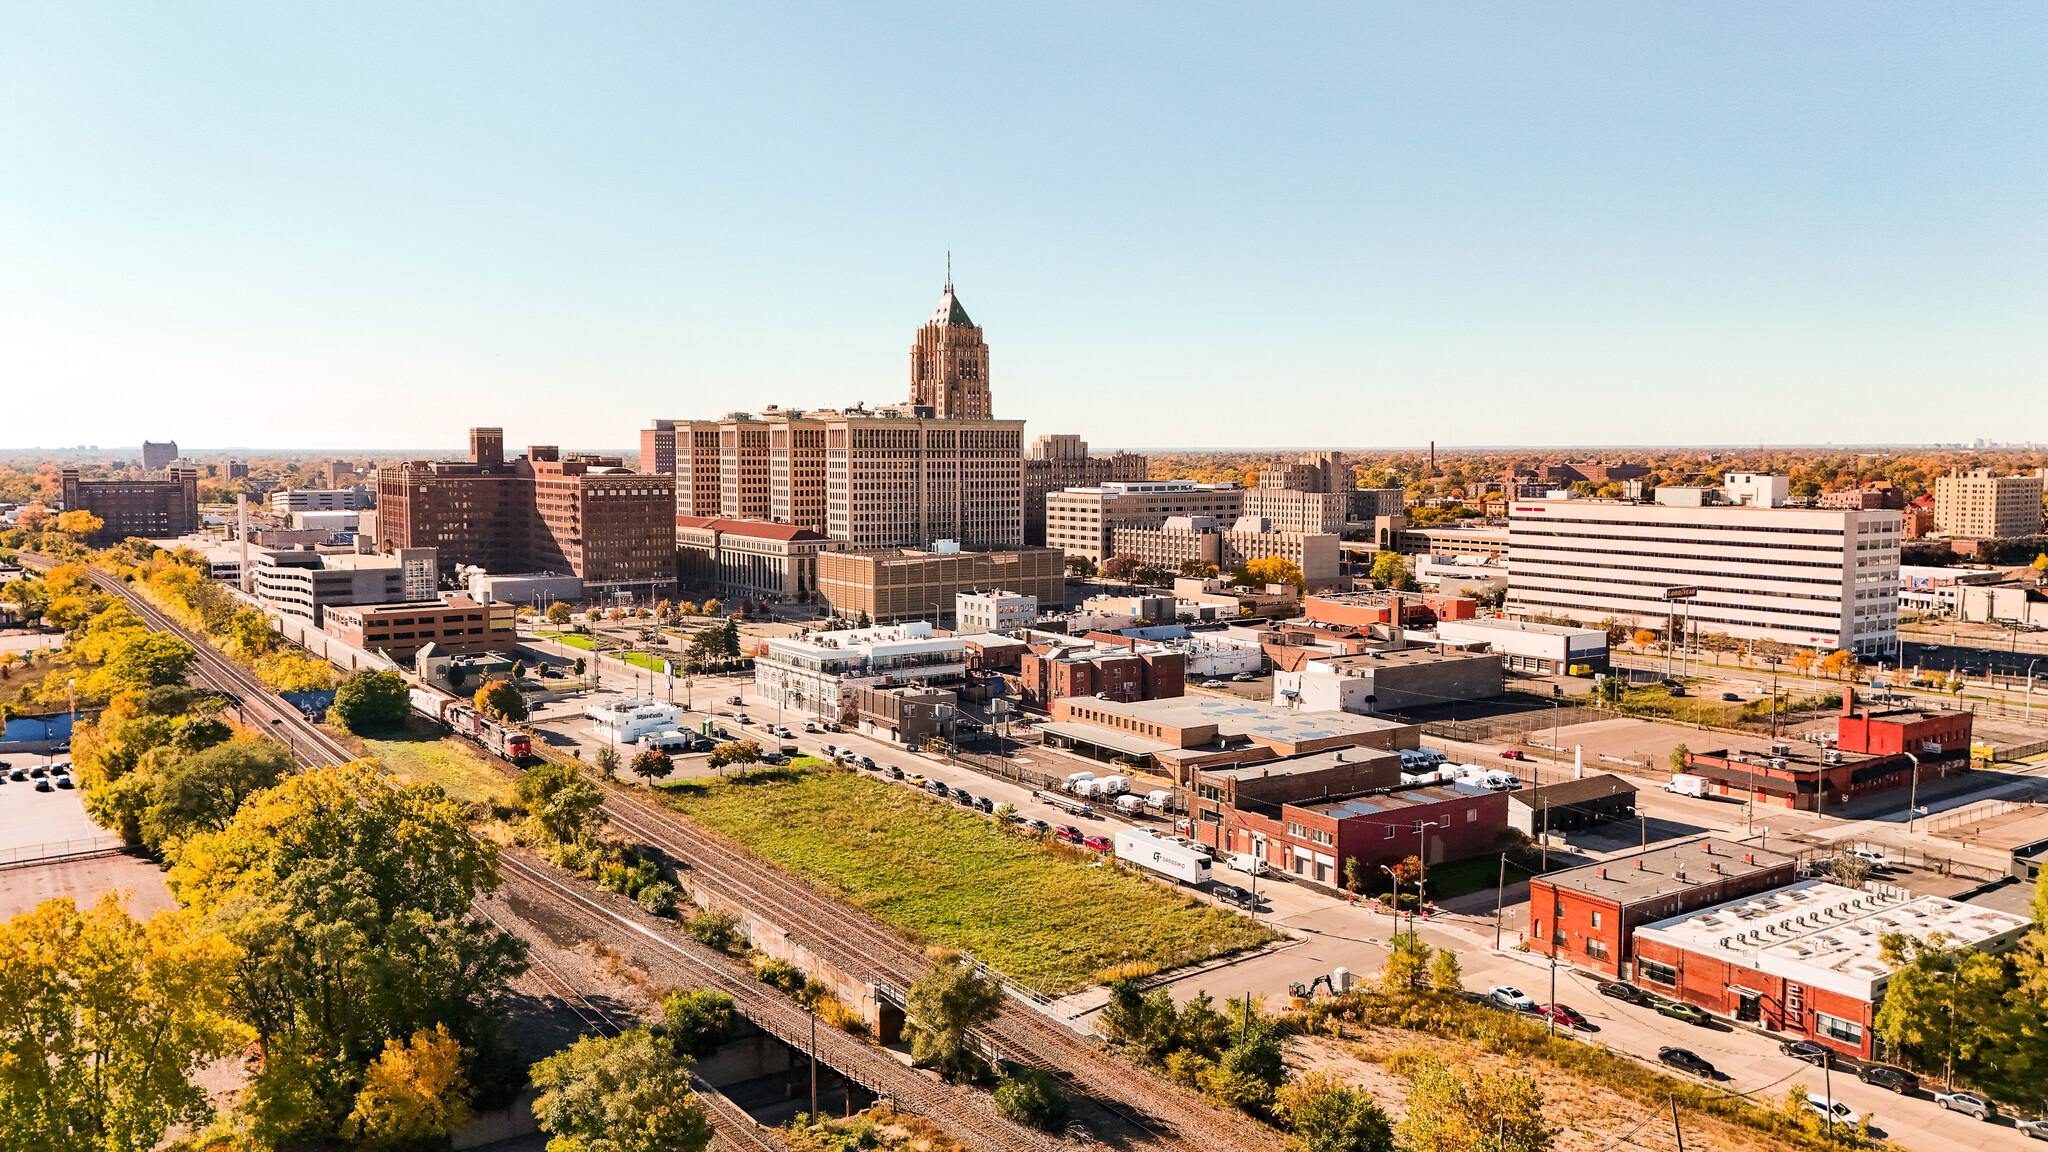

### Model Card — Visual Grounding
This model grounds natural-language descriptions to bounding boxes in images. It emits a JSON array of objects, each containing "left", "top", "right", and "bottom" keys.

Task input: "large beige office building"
[
  {"left": 1933, "top": 469, "right": 2045, "bottom": 540},
  {"left": 1507, "top": 482, "right": 1901, "bottom": 657},
  {"left": 1110, "top": 515, "right": 1342, "bottom": 587},
  {"left": 1046, "top": 480, "right": 1245, "bottom": 566},
  {"left": 817, "top": 546, "right": 1062, "bottom": 623},
  {"left": 1023, "top": 434, "right": 1148, "bottom": 546}
]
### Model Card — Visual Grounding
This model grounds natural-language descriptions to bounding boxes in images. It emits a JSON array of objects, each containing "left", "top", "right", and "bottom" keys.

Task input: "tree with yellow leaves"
[
  {"left": 0, "top": 893, "right": 247, "bottom": 1150},
  {"left": 53, "top": 509, "right": 104, "bottom": 538}
]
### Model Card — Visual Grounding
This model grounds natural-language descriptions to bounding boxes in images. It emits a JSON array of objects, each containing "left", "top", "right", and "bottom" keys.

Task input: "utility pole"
[
  {"left": 810, "top": 1009, "right": 818, "bottom": 1121},
  {"left": 1494, "top": 853, "right": 1507, "bottom": 950},
  {"left": 1670, "top": 1097, "right": 1685, "bottom": 1152}
]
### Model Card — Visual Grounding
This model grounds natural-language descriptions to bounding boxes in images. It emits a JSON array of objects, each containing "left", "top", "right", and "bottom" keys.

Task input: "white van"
[{"left": 1228, "top": 852, "right": 1272, "bottom": 877}]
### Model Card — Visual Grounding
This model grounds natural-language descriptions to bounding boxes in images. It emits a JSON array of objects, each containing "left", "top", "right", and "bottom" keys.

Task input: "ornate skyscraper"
[{"left": 908, "top": 265, "right": 992, "bottom": 419}]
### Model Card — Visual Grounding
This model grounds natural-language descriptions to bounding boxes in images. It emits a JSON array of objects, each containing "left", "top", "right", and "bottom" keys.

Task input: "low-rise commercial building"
[
  {"left": 816, "top": 546, "right": 1062, "bottom": 624},
  {"left": 1632, "top": 881, "right": 2032, "bottom": 1058},
  {"left": 1527, "top": 838, "right": 1799, "bottom": 977},
  {"left": 465, "top": 569, "right": 584, "bottom": 607},
  {"left": 253, "top": 546, "right": 439, "bottom": 625},
  {"left": 754, "top": 622, "right": 966, "bottom": 720},
  {"left": 585, "top": 699, "right": 686, "bottom": 745},
  {"left": 1110, "top": 516, "right": 1342, "bottom": 590},
  {"left": 1682, "top": 689, "right": 1972, "bottom": 811},
  {"left": 954, "top": 589, "right": 1038, "bottom": 633},
  {"left": 270, "top": 487, "right": 370, "bottom": 512},
  {"left": 1274, "top": 648, "right": 1503, "bottom": 714},
  {"left": 676, "top": 516, "right": 836, "bottom": 603},
  {"left": 320, "top": 594, "right": 514, "bottom": 661},
  {"left": 1041, "top": 694, "right": 1419, "bottom": 782},
  {"left": 1434, "top": 617, "right": 1609, "bottom": 674},
  {"left": 1507, "top": 774, "right": 1637, "bottom": 837},
  {"left": 1303, "top": 590, "right": 1475, "bottom": 629},
  {"left": 850, "top": 684, "right": 960, "bottom": 746},
  {"left": 1017, "top": 640, "right": 1184, "bottom": 708}
]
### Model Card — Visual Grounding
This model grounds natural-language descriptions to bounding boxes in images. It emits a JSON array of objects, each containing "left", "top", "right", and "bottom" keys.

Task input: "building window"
[
  {"left": 1467, "top": 809, "right": 1477, "bottom": 822},
  {"left": 1585, "top": 938, "right": 1609, "bottom": 961},
  {"left": 1815, "top": 1012, "right": 1862, "bottom": 1044},
  {"left": 1639, "top": 959, "right": 1677, "bottom": 986},
  {"left": 1552, "top": 928, "right": 1566, "bottom": 946},
  {"left": 1384, "top": 826, "right": 1397, "bottom": 839},
  {"left": 1590, "top": 910, "right": 1603, "bottom": 929}
]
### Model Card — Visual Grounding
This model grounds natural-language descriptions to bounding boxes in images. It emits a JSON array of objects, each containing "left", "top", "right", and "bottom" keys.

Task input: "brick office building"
[
  {"left": 1040, "top": 695, "right": 1420, "bottom": 782},
  {"left": 1632, "top": 880, "right": 2031, "bottom": 1059},
  {"left": 1682, "top": 689, "right": 1972, "bottom": 812},
  {"left": 60, "top": 466, "right": 199, "bottom": 543},
  {"left": 1526, "top": 838, "right": 1798, "bottom": 977},
  {"left": 320, "top": 594, "right": 516, "bottom": 662},
  {"left": 1017, "top": 642, "right": 1184, "bottom": 708},
  {"left": 376, "top": 429, "right": 676, "bottom": 601}
]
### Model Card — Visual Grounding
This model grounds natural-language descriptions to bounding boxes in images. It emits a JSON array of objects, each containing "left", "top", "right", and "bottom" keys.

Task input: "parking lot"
[{"left": 0, "top": 757, "right": 107, "bottom": 859}]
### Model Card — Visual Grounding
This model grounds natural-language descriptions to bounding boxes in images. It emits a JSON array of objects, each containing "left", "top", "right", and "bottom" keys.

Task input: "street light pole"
[{"left": 1903, "top": 751, "right": 1922, "bottom": 834}]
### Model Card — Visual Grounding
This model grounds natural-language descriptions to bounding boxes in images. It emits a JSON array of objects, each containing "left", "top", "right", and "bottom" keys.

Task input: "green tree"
[
  {"left": 169, "top": 761, "right": 528, "bottom": 1143},
  {"left": 631, "top": 747, "right": 675, "bottom": 780},
  {"left": 907, "top": 953, "right": 1005, "bottom": 1082},
  {"left": 0, "top": 893, "right": 247, "bottom": 1152},
  {"left": 1279, "top": 1071, "right": 1397, "bottom": 1152},
  {"left": 1103, "top": 554, "right": 1141, "bottom": 583},
  {"left": 145, "top": 738, "right": 292, "bottom": 851},
  {"left": 1369, "top": 551, "right": 1414, "bottom": 591},
  {"left": 546, "top": 601, "right": 573, "bottom": 625},
  {"left": 1239, "top": 556, "right": 1305, "bottom": 589},
  {"left": 661, "top": 990, "right": 735, "bottom": 1060},
  {"left": 474, "top": 679, "right": 528, "bottom": 723},
  {"left": 329, "top": 669, "right": 410, "bottom": 733},
  {"left": 1133, "top": 564, "right": 1171, "bottom": 587},
  {"left": 1381, "top": 933, "right": 1431, "bottom": 988},
  {"left": 510, "top": 659, "right": 526, "bottom": 680},
  {"left": 1065, "top": 555, "right": 1098, "bottom": 578},
  {"left": 572, "top": 656, "right": 587, "bottom": 678},
  {"left": 90, "top": 631, "right": 197, "bottom": 697},
  {"left": 1397, "top": 1054, "right": 1553, "bottom": 1152},
  {"left": 594, "top": 744, "right": 620, "bottom": 780},
  {"left": 446, "top": 663, "right": 469, "bottom": 691},
  {"left": 1669, "top": 744, "right": 1691, "bottom": 773},
  {"left": 530, "top": 1028, "right": 712, "bottom": 1152},
  {"left": 513, "top": 762, "right": 607, "bottom": 847},
  {"left": 1429, "top": 947, "right": 1464, "bottom": 992},
  {"left": 994, "top": 1067, "right": 1070, "bottom": 1132}
]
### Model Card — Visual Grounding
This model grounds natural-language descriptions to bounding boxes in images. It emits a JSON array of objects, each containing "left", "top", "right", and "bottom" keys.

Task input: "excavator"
[{"left": 1287, "top": 972, "right": 1341, "bottom": 1009}]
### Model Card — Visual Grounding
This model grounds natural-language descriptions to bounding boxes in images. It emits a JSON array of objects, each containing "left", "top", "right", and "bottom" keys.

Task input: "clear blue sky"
[{"left": 2, "top": 4, "right": 2041, "bottom": 452}]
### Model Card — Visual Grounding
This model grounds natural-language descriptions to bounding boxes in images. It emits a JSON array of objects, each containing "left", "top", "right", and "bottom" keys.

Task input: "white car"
[
  {"left": 1846, "top": 847, "right": 1891, "bottom": 867},
  {"left": 802, "top": 721, "right": 820, "bottom": 732},
  {"left": 1202, "top": 679, "right": 1228, "bottom": 688},
  {"left": 1801, "top": 1096, "right": 1861, "bottom": 1127},
  {"left": 1487, "top": 985, "right": 1537, "bottom": 1012}
]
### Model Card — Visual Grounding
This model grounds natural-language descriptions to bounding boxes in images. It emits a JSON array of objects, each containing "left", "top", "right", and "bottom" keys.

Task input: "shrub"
[
  {"left": 636, "top": 881, "right": 678, "bottom": 916},
  {"left": 994, "top": 1068, "right": 1070, "bottom": 1132},
  {"left": 687, "top": 909, "right": 743, "bottom": 953},
  {"left": 753, "top": 956, "right": 806, "bottom": 996}
]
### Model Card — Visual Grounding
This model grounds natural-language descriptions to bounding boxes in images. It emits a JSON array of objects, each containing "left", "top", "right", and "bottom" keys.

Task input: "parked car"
[
  {"left": 1858, "top": 1065, "right": 1918, "bottom": 1094},
  {"left": 1487, "top": 986, "right": 1537, "bottom": 1012},
  {"left": 906, "top": 773, "right": 926, "bottom": 787},
  {"left": 1021, "top": 818, "right": 1050, "bottom": 834},
  {"left": 1658, "top": 1047, "right": 1715, "bottom": 1077},
  {"left": 6, "top": 769, "right": 24, "bottom": 782},
  {"left": 1597, "top": 981, "right": 1654, "bottom": 1005},
  {"left": 1081, "top": 835, "right": 1112, "bottom": 851},
  {"left": 760, "top": 752, "right": 790, "bottom": 765},
  {"left": 1779, "top": 1040, "right": 1832, "bottom": 1066},
  {"left": 1536, "top": 1003, "right": 1586, "bottom": 1029},
  {"left": 1721, "top": 691, "right": 1743, "bottom": 701},
  {"left": 973, "top": 796, "right": 994, "bottom": 813},
  {"left": 734, "top": 713, "right": 752, "bottom": 725},
  {"left": 29, "top": 766, "right": 46, "bottom": 778},
  {"left": 1935, "top": 1091, "right": 1997, "bottom": 1121},
  {"left": 2014, "top": 1116, "right": 2048, "bottom": 1141},
  {"left": 35, "top": 779, "right": 53, "bottom": 792},
  {"left": 772, "top": 725, "right": 793, "bottom": 738},
  {"left": 886, "top": 766, "right": 904, "bottom": 780},
  {"left": 1212, "top": 883, "right": 1256, "bottom": 910},
  {"left": 1053, "top": 825, "right": 1082, "bottom": 844},
  {"left": 726, "top": 696, "right": 744, "bottom": 706},
  {"left": 801, "top": 721, "right": 819, "bottom": 732},
  {"left": 1201, "top": 679, "right": 1228, "bottom": 688},
  {"left": 1656, "top": 1001, "right": 1711, "bottom": 1025},
  {"left": 1232, "top": 672, "right": 1258, "bottom": 682},
  {"left": 55, "top": 776, "right": 73, "bottom": 789},
  {"left": 951, "top": 788, "right": 974, "bottom": 805},
  {"left": 1499, "top": 749, "right": 1527, "bottom": 761},
  {"left": 1802, "top": 1097, "right": 1861, "bottom": 1127},
  {"left": 1847, "top": 847, "right": 1891, "bottom": 867}
]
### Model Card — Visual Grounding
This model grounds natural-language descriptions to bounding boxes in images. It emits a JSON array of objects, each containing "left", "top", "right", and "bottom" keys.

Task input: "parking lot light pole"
[
  {"left": 1380, "top": 864, "right": 1401, "bottom": 936},
  {"left": 1903, "top": 751, "right": 1922, "bottom": 834}
]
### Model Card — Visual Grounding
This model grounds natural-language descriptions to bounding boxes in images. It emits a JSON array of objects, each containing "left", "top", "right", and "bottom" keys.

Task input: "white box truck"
[
  {"left": 1144, "top": 788, "right": 1173, "bottom": 811},
  {"left": 1115, "top": 794, "right": 1147, "bottom": 815},
  {"left": 1664, "top": 774, "right": 1709, "bottom": 798},
  {"left": 1094, "top": 774, "right": 1131, "bottom": 796},
  {"left": 1116, "top": 829, "right": 1211, "bottom": 884}
]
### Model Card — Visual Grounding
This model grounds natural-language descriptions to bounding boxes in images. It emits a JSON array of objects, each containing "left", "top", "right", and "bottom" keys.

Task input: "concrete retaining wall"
[{"left": 684, "top": 885, "right": 904, "bottom": 1043}]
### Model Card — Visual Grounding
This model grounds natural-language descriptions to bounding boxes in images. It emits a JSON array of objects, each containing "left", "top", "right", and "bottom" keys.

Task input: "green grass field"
[
  {"left": 536, "top": 631, "right": 596, "bottom": 651},
  {"left": 363, "top": 715, "right": 508, "bottom": 806},
  {"left": 651, "top": 766, "right": 1277, "bottom": 991}
]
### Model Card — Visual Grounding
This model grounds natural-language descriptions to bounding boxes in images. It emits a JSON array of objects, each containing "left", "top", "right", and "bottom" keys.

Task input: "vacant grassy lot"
[
  {"left": 536, "top": 630, "right": 596, "bottom": 650},
  {"left": 652, "top": 766, "right": 1277, "bottom": 992},
  {"left": 361, "top": 715, "right": 508, "bottom": 806}
]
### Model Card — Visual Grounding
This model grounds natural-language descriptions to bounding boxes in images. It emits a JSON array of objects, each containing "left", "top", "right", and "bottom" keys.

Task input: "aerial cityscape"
[{"left": 1, "top": 7, "right": 2044, "bottom": 1152}]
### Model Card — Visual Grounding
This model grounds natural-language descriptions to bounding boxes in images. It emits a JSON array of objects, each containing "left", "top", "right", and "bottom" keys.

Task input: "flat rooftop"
[
  {"left": 1200, "top": 744, "right": 1401, "bottom": 782},
  {"left": 1444, "top": 617, "right": 1605, "bottom": 638},
  {"left": 1079, "top": 695, "right": 1414, "bottom": 742},
  {"left": 1537, "top": 836, "right": 1795, "bottom": 906},
  {"left": 1295, "top": 780, "right": 1495, "bottom": 818},
  {"left": 1637, "top": 880, "right": 2033, "bottom": 1000},
  {"left": 1309, "top": 647, "right": 1498, "bottom": 670}
]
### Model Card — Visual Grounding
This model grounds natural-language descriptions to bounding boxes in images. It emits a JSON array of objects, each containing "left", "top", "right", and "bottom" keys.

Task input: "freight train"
[{"left": 409, "top": 687, "right": 533, "bottom": 762}]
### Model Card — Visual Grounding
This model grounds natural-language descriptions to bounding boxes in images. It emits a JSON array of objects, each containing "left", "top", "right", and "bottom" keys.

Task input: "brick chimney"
[{"left": 1842, "top": 685, "right": 1855, "bottom": 717}]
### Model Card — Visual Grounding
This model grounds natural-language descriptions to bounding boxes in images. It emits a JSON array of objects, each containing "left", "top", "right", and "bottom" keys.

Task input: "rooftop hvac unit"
[
  {"left": 1770, "top": 742, "right": 1792, "bottom": 756},
  {"left": 1768, "top": 758, "right": 1788, "bottom": 771}
]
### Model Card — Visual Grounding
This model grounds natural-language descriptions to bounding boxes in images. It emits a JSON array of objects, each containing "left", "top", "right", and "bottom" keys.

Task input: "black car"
[
  {"left": 7, "top": 769, "right": 25, "bottom": 782},
  {"left": 886, "top": 766, "right": 905, "bottom": 780},
  {"left": 760, "top": 752, "right": 790, "bottom": 766},
  {"left": 1597, "top": 981, "right": 1653, "bottom": 1005},
  {"left": 35, "top": 779, "right": 53, "bottom": 793},
  {"left": 29, "top": 766, "right": 46, "bottom": 778},
  {"left": 55, "top": 776, "right": 73, "bottom": 789},
  {"left": 1780, "top": 1040, "right": 1832, "bottom": 1066},
  {"left": 1213, "top": 884, "right": 1256, "bottom": 910},
  {"left": 1658, "top": 1047, "right": 1715, "bottom": 1078},
  {"left": 1858, "top": 1065, "right": 1918, "bottom": 1094}
]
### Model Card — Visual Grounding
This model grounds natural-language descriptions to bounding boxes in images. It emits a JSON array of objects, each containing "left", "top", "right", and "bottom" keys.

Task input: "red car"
[
  {"left": 1536, "top": 1003, "right": 1586, "bottom": 1029},
  {"left": 1500, "top": 749, "right": 1527, "bottom": 761},
  {"left": 1053, "top": 825, "right": 1083, "bottom": 843},
  {"left": 1081, "top": 835, "right": 1113, "bottom": 852},
  {"left": 727, "top": 696, "right": 744, "bottom": 706}
]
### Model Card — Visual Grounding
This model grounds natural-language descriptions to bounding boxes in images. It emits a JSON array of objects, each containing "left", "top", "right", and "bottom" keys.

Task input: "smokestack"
[
  {"left": 237, "top": 494, "right": 250, "bottom": 591},
  {"left": 1573, "top": 744, "right": 1583, "bottom": 780},
  {"left": 1842, "top": 686, "right": 1855, "bottom": 718},
  {"left": 1429, "top": 441, "right": 1436, "bottom": 474}
]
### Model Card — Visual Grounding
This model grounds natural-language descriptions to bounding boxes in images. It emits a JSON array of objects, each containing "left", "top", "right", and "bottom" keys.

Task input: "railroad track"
[
  {"left": 69, "top": 566, "right": 1053, "bottom": 1152},
  {"left": 589, "top": 780, "right": 1285, "bottom": 1152}
]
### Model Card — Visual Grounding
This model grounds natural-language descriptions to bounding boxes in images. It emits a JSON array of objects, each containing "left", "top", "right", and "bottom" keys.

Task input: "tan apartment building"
[
  {"left": 321, "top": 594, "right": 515, "bottom": 662},
  {"left": 769, "top": 411, "right": 829, "bottom": 531},
  {"left": 1110, "top": 516, "right": 1342, "bottom": 587},
  {"left": 1022, "top": 434, "right": 1148, "bottom": 546},
  {"left": 1047, "top": 480, "right": 1244, "bottom": 567},
  {"left": 1933, "top": 469, "right": 2045, "bottom": 540},
  {"left": 1241, "top": 487, "right": 1349, "bottom": 534},
  {"left": 818, "top": 546, "right": 1062, "bottom": 623},
  {"left": 824, "top": 411, "right": 1025, "bottom": 549}
]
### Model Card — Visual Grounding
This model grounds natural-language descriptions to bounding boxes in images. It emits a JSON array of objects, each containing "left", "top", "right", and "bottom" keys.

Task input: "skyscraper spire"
[{"left": 945, "top": 250, "right": 953, "bottom": 292}]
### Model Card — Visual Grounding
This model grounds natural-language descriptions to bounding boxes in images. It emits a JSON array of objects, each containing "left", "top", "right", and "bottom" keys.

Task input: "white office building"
[
  {"left": 754, "top": 622, "right": 967, "bottom": 720},
  {"left": 269, "top": 487, "right": 370, "bottom": 512},
  {"left": 1435, "top": 617, "right": 1610, "bottom": 674},
  {"left": 585, "top": 699, "right": 685, "bottom": 745},
  {"left": 954, "top": 589, "right": 1038, "bottom": 633},
  {"left": 1508, "top": 486, "right": 1901, "bottom": 657}
]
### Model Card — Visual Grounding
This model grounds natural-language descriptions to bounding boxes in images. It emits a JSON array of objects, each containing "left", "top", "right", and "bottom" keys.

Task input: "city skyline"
[{"left": 4, "top": 4, "right": 2043, "bottom": 450}]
